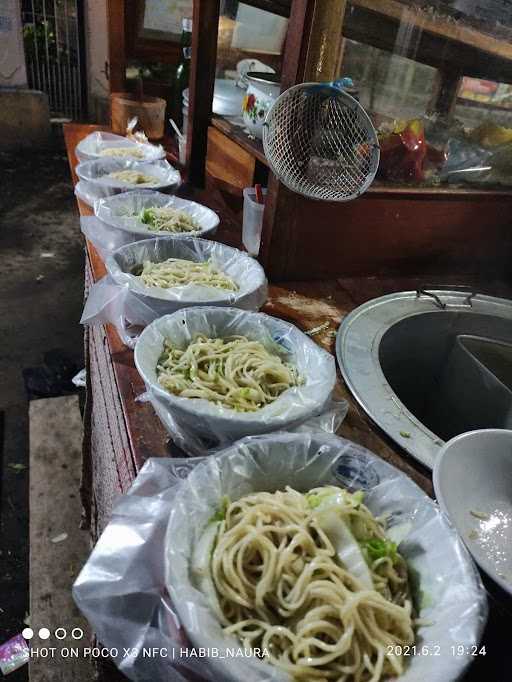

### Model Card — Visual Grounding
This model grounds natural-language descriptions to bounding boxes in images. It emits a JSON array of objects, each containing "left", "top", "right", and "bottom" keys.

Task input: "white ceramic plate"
[{"left": 434, "top": 428, "right": 512, "bottom": 596}]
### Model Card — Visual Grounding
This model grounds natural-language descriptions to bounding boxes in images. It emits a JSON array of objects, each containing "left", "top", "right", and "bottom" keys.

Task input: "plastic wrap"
[
  {"left": 80, "top": 215, "right": 137, "bottom": 259},
  {"left": 80, "top": 238, "right": 269, "bottom": 348},
  {"left": 134, "top": 307, "right": 338, "bottom": 453},
  {"left": 80, "top": 275, "right": 158, "bottom": 348},
  {"left": 94, "top": 190, "right": 219, "bottom": 239},
  {"left": 75, "top": 180, "right": 117, "bottom": 208},
  {"left": 73, "top": 433, "right": 488, "bottom": 682},
  {"left": 75, "top": 131, "right": 166, "bottom": 162},
  {"left": 75, "top": 158, "right": 181, "bottom": 197}
]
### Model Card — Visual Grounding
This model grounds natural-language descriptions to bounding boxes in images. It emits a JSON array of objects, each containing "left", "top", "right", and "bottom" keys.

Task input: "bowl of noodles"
[
  {"left": 106, "top": 236, "right": 268, "bottom": 315},
  {"left": 165, "top": 431, "right": 487, "bottom": 682},
  {"left": 75, "top": 131, "right": 166, "bottom": 162},
  {"left": 134, "top": 307, "right": 336, "bottom": 448},
  {"left": 75, "top": 158, "right": 181, "bottom": 197},
  {"left": 94, "top": 189, "right": 219, "bottom": 240}
]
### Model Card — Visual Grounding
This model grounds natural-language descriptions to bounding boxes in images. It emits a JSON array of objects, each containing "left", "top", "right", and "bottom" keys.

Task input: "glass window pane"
[{"left": 340, "top": 0, "right": 512, "bottom": 190}]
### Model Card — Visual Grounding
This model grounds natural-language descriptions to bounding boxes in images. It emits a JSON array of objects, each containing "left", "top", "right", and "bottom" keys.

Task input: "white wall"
[
  {"left": 85, "top": 0, "right": 109, "bottom": 121},
  {"left": 0, "top": 0, "right": 27, "bottom": 88}
]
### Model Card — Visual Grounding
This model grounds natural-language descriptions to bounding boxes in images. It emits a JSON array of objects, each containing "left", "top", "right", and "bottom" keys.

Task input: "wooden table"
[{"left": 65, "top": 122, "right": 511, "bottom": 681}]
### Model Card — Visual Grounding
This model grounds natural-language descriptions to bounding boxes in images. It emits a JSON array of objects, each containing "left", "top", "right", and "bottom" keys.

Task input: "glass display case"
[
  {"left": 184, "top": 0, "right": 512, "bottom": 283},
  {"left": 338, "top": 0, "right": 512, "bottom": 189}
]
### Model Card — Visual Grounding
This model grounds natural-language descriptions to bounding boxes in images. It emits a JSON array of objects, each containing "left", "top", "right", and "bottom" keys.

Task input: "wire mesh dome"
[{"left": 263, "top": 83, "right": 380, "bottom": 202}]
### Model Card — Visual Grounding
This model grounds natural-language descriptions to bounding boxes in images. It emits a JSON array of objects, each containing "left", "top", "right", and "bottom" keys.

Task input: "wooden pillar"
[
  {"left": 106, "top": 0, "right": 126, "bottom": 93},
  {"left": 304, "top": 0, "right": 348, "bottom": 81},
  {"left": 429, "top": 66, "right": 463, "bottom": 118},
  {"left": 187, "top": 0, "right": 221, "bottom": 187}
]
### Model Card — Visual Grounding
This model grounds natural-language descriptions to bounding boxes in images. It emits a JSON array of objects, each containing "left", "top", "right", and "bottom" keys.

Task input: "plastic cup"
[
  {"left": 242, "top": 187, "right": 267, "bottom": 256},
  {"left": 178, "top": 135, "right": 187, "bottom": 165}
]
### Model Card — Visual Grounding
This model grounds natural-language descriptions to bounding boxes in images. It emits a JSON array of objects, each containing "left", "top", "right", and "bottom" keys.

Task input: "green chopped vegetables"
[
  {"left": 139, "top": 206, "right": 200, "bottom": 233},
  {"left": 156, "top": 335, "right": 301, "bottom": 413},
  {"left": 307, "top": 488, "right": 364, "bottom": 510},
  {"left": 362, "top": 538, "right": 398, "bottom": 564},
  {"left": 209, "top": 495, "right": 230, "bottom": 523}
]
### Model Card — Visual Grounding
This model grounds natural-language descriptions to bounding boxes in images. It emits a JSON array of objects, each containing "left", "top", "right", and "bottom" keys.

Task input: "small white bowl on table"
[{"left": 434, "top": 428, "right": 512, "bottom": 597}]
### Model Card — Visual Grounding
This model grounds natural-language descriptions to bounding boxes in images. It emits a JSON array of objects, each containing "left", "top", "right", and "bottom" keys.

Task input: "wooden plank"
[
  {"left": 211, "top": 116, "right": 267, "bottom": 167},
  {"left": 241, "top": 0, "right": 291, "bottom": 18},
  {"left": 262, "top": 183, "right": 512, "bottom": 280},
  {"left": 259, "top": 0, "right": 312, "bottom": 275},
  {"left": 303, "top": 0, "right": 348, "bottom": 82},
  {"left": 206, "top": 126, "right": 256, "bottom": 195},
  {"left": 187, "top": 0, "right": 221, "bottom": 187}
]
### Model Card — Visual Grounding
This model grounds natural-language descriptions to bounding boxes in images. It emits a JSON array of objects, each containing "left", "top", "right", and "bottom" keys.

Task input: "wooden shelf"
[
  {"left": 456, "top": 96, "right": 512, "bottom": 114},
  {"left": 211, "top": 115, "right": 268, "bottom": 166},
  {"left": 346, "top": 0, "right": 512, "bottom": 82},
  {"left": 368, "top": 181, "right": 512, "bottom": 197},
  {"left": 352, "top": 0, "right": 512, "bottom": 62},
  {"left": 211, "top": 116, "right": 512, "bottom": 198}
]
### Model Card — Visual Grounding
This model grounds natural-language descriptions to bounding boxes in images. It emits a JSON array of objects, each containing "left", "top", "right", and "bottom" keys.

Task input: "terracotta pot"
[{"left": 110, "top": 92, "right": 166, "bottom": 140}]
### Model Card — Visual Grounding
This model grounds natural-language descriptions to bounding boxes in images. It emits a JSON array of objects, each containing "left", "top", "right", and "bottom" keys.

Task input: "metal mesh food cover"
[{"left": 263, "top": 83, "right": 380, "bottom": 201}]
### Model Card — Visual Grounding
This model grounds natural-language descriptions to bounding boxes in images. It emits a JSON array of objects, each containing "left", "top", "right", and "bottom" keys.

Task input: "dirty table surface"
[{"left": 65, "top": 122, "right": 512, "bottom": 681}]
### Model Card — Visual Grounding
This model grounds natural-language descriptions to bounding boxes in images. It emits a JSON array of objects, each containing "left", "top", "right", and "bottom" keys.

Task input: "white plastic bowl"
[
  {"left": 134, "top": 307, "right": 336, "bottom": 444},
  {"left": 76, "top": 158, "right": 181, "bottom": 197},
  {"left": 434, "top": 428, "right": 512, "bottom": 596},
  {"left": 106, "top": 236, "right": 268, "bottom": 315},
  {"left": 93, "top": 190, "right": 219, "bottom": 241},
  {"left": 165, "top": 432, "right": 488, "bottom": 682},
  {"left": 75, "top": 131, "right": 166, "bottom": 162}
]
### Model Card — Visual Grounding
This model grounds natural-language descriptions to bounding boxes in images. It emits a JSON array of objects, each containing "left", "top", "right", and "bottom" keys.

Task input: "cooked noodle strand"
[
  {"left": 156, "top": 335, "right": 301, "bottom": 412},
  {"left": 139, "top": 258, "right": 238, "bottom": 291},
  {"left": 204, "top": 487, "right": 414, "bottom": 681}
]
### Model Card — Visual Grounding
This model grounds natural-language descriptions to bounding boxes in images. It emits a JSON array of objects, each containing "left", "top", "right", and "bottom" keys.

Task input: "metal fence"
[{"left": 21, "top": 0, "right": 85, "bottom": 120}]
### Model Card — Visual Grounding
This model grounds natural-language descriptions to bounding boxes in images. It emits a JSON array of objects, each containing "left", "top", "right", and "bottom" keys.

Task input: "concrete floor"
[
  {"left": 29, "top": 396, "right": 92, "bottom": 681},
  {"left": 0, "top": 129, "right": 84, "bottom": 406},
  {"left": 0, "top": 127, "right": 86, "bottom": 680}
]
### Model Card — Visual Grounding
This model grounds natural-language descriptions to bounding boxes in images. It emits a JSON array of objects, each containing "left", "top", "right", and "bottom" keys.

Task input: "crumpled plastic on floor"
[{"left": 0, "top": 634, "right": 29, "bottom": 675}]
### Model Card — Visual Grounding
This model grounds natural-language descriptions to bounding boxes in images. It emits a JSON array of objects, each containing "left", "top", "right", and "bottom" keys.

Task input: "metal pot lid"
[
  {"left": 182, "top": 79, "right": 244, "bottom": 116},
  {"left": 245, "top": 71, "right": 281, "bottom": 86}
]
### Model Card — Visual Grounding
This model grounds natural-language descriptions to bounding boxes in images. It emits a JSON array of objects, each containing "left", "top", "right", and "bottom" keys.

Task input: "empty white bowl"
[{"left": 434, "top": 429, "right": 512, "bottom": 596}]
